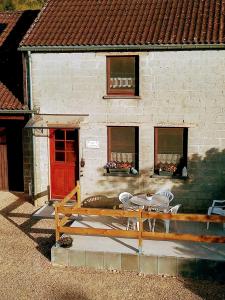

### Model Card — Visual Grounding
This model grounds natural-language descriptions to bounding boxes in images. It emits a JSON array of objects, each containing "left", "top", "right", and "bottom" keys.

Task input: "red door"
[{"left": 50, "top": 129, "right": 79, "bottom": 199}]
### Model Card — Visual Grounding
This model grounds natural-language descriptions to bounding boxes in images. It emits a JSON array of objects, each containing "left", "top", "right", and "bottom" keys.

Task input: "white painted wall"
[{"left": 30, "top": 51, "right": 225, "bottom": 210}]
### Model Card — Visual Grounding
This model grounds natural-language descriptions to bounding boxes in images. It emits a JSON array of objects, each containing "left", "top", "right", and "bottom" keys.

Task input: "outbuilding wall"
[{"left": 30, "top": 50, "right": 225, "bottom": 212}]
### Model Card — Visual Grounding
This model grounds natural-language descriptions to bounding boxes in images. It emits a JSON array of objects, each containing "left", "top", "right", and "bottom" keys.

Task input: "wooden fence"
[{"left": 55, "top": 184, "right": 225, "bottom": 253}]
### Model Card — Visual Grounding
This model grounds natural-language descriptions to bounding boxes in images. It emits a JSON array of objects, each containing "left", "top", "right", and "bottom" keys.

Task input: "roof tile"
[
  {"left": 0, "top": 82, "right": 25, "bottom": 110},
  {"left": 0, "top": 11, "right": 23, "bottom": 46},
  {"left": 21, "top": 0, "right": 225, "bottom": 47}
]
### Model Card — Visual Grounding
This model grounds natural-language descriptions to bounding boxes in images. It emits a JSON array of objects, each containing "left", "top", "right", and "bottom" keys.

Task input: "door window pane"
[
  {"left": 66, "top": 131, "right": 75, "bottom": 140},
  {"left": 55, "top": 141, "right": 65, "bottom": 151},
  {"left": 55, "top": 152, "right": 65, "bottom": 162},
  {"left": 66, "top": 151, "right": 75, "bottom": 162},
  {"left": 55, "top": 129, "right": 64, "bottom": 140},
  {"left": 66, "top": 141, "right": 74, "bottom": 151}
]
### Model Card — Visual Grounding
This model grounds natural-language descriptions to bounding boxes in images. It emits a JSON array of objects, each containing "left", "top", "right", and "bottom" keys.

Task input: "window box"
[
  {"left": 159, "top": 171, "right": 173, "bottom": 176},
  {"left": 108, "top": 168, "right": 130, "bottom": 174}
]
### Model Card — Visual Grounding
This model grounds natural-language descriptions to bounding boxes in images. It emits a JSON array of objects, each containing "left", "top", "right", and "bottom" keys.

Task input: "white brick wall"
[{"left": 30, "top": 50, "right": 225, "bottom": 209}]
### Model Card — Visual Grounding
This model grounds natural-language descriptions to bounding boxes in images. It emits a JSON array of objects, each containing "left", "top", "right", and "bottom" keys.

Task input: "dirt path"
[{"left": 0, "top": 192, "right": 224, "bottom": 300}]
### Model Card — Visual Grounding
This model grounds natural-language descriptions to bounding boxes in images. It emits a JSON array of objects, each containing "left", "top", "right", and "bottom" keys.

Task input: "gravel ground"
[{"left": 0, "top": 192, "right": 225, "bottom": 300}]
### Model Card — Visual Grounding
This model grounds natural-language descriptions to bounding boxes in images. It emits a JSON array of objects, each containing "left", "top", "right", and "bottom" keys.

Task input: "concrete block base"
[{"left": 51, "top": 245, "right": 225, "bottom": 281}]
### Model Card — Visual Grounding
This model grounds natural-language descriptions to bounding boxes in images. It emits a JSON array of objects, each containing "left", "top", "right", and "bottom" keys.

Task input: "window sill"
[
  {"left": 150, "top": 174, "right": 189, "bottom": 180},
  {"left": 104, "top": 173, "right": 139, "bottom": 177},
  {"left": 103, "top": 95, "right": 141, "bottom": 100}
]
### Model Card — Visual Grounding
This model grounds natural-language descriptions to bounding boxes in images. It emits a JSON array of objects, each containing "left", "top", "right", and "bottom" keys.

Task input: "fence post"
[
  {"left": 55, "top": 204, "right": 60, "bottom": 242},
  {"left": 77, "top": 180, "right": 81, "bottom": 208},
  {"left": 138, "top": 208, "right": 143, "bottom": 254}
]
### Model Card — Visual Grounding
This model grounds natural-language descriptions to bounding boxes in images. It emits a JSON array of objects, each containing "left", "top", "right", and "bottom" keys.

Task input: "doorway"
[{"left": 50, "top": 128, "right": 79, "bottom": 199}]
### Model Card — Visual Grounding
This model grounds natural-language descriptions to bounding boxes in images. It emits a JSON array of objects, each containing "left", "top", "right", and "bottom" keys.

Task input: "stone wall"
[
  {"left": 23, "top": 128, "right": 33, "bottom": 198},
  {"left": 30, "top": 50, "right": 225, "bottom": 211}
]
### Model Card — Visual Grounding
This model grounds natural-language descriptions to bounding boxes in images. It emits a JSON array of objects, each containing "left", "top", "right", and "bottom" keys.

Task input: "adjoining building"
[{"left": 0, "top": 10, "right": 38, "bottom": 193}]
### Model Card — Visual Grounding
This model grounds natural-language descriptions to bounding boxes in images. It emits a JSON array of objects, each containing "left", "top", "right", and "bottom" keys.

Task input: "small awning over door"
[{"left": 25, "top": 113, "right": 89, "bottom": 129}]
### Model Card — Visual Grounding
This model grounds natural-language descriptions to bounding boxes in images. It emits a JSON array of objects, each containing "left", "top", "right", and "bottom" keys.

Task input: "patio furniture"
[
  {"left": 155, "top": 190, "right": 174, "bottom": 203},
  {"left": 207, "top": 200, "right": 225, "bottom": 230},
  {"left": 164, "top": 204, "right": 181, "bottom": 233},
  {"left": 150, "top": 204, "right": 181, "bottom": 233},
  {"left": 130, "top": 194, "right": 170, "bottom": 231},
  {"left": 119, "top": 192, "right": 141, "bottom": 230}
]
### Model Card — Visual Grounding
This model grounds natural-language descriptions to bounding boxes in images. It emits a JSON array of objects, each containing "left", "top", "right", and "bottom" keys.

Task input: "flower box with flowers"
[
  {"left": 104, "top": 161, "right": 132, "bottom": 174},
  {"left": 157, "top": 162, "right": 177, "bottom": 176}
]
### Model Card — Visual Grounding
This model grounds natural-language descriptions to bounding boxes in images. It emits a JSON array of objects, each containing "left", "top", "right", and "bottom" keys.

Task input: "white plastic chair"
[
  {"left": 155, "top": 190, "right": 174, "bottom": 203},
  {"left": 118, "top": 192, "right": 140, "bottom": 230},
  {"left": 207, "top": 200, "right": 225, "bottom": 230},
  {"left": 150, "top": 204, "right": 181, "bottom": 233},
  {"left": 164, "top": 204, "right": 181, "bottom": 233}
]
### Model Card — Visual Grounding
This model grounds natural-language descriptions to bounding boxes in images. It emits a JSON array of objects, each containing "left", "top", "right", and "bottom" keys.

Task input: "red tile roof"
[
  {"left": 21, "top": 0, "right": 225, "bottom": 48},
  {"left": 0, "top": 82, "right": 26, "bottom": 110},
  {"left": 0, "top": 11, "right": 23, "bottom": 47}
]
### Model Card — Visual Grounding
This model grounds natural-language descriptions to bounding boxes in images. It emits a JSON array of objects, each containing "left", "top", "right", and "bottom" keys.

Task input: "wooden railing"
[
  {"left": 55, "top": 189, "right": 225, "bottom": 253},
  {"left": 54, "top": 181, "right": 81, "bottom": 241}
]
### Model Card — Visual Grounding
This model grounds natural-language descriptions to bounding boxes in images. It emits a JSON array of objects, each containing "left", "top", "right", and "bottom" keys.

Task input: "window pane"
[
  {"left": 66, "top": 151, "right": 75, "bottom": 162},
  {"left": 55, "top": 151, "right": 65, "bottom": 162},
  {"left": 55, "top": 141, "right": 65, "bottom": 151},
  {"left": 66, "top": 141, "right": 74, "bottom": 151},
  {"left": 55, "top": 129, "right": 64, "bottom": 140},
  {"left": 155, "top": 128, "right": 186, "bottom": 174},
  {"left": 108, "top": 127, "right": 138, "bottom": 168},
  {"left": 109, "top": 57, "right": 135, "bottom": 90},
  {"left": 158, "top": 128, "right": 183, "bottom": 154},
  {"left": 66, "top": 130, "right": 75, "bottom": 140}
]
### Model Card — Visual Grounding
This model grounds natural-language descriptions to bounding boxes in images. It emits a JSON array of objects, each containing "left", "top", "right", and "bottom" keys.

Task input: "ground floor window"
[
  {"left": 107, "top": 126, "right": 139, "bottom": 170},
  {"left": 154, "top": 127, "right": 188, "bottom": 175}
]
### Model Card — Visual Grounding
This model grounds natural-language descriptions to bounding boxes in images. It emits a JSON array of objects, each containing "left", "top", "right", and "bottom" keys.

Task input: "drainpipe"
[{"left": 27, "top": 50, "right": 36, "bottom": 202}]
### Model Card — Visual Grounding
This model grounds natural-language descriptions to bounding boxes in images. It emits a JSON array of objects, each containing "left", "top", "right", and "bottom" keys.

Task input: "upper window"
[
  {"left": 107, "top": 56, "right": 139, "bottom": 96},
  {"left": 154, "top": 127, "right": 188, "bottom": 176},
  {"left": 108, "top": 126, "right": 139, "bottom": 170}
]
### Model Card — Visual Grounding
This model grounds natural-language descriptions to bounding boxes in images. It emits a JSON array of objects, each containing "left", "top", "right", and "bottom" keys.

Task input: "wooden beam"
[
  {"left": 142, "top": 231, "right": 225, "bottom": 243},
  {"left": 0, "top": 116, "right": 25, "bottom": 120},
  {"left": 142, "top": 211, "right": 225, "bottom": 223},
  {"left": 58, "top": 207, "right": 139, "bottom": 218},
  {"left": 59, "top": 226, "right": 139, "bottom": 238}
]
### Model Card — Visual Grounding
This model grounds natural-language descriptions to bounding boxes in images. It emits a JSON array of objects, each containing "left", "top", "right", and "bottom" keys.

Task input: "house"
[
  {"left": 19, "top": 0, "right": 225, "bottom": 211},
  {"left": 0, "top": 10, "right": 38, "bottom": 193}
]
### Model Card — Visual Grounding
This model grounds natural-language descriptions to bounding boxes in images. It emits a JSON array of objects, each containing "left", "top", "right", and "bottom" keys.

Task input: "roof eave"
[{"left": 18, "top": 43, "right": 225, "bottom": 52}]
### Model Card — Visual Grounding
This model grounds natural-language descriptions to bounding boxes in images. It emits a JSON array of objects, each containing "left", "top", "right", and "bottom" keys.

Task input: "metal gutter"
[
  {"left": 0, "top": 109, "right": 36, "bottom": 114},
  {"left": 18, "top": 43, "right": 225, "bottom": 52}
]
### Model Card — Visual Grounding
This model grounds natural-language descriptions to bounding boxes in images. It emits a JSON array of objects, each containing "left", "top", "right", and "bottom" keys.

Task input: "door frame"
[{"left": 49, "top": 127, "right": 80, "bottom": 200}]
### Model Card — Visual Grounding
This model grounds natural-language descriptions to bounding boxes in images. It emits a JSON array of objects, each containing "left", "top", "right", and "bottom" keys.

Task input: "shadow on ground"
[{"left": 0, "top": 194, "right": 55, "bottom": 260}]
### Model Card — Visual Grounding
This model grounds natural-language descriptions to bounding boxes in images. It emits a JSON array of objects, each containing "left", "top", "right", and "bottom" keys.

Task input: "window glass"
[
  {"left": 155, "top": 128, "right": 187, "bottom": 175},
  {"left": 55, "top": 152, "right": 65, "bottom": 162},
  {"left": 66, "top": 151, "right": 75, "bottom": 162},
  {"left": 108, "top": 126, "right": 138, "bottom": 170},
  {"left": 66, "top": 141, "right": 74, "bottom": 151},
  {"left": 55, "top": 141, "right": 65, "bottom": 151},
  {"left": 55, "top": 129, "right": 64, "bottom": 140},
  {"left": 107, "top": 56, "right": 138, "bottom": 95},
  {"left": 66, "top": 131, "right": 74, "bottom": 140}
]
